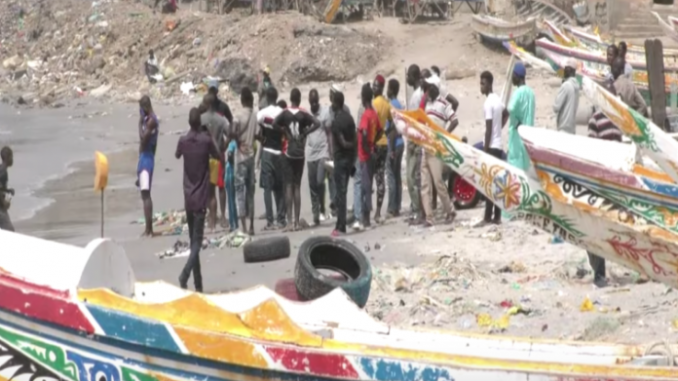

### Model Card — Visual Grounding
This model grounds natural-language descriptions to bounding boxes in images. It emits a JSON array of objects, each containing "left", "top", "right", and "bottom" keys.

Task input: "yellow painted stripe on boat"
[
  {"left": 173, "top": 326, "right": 269, "bottom": 368},
  {"left": 78, "top": 289, "right": 322, "bottom": 347},
  {"left": 76, "top": 287, "right": 678, "bottom": 378},
  {"left": 633, "top": 164, "right": 675, "bottom": 183},
  {"left": 320, "top": 339, "right": 678, "bottom": 379}
]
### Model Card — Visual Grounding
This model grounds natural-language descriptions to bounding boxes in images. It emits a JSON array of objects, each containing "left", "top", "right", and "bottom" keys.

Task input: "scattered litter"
[
  {"left": 156, "top": 231, "right": 252, "bottom": 259},
  {"left": 580, "top": 296, "right": 595, "bottom": 312}
]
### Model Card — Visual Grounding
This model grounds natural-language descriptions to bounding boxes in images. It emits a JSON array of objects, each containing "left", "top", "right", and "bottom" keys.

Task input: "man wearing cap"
[
  {"left": 506, "top": 61, "right": 535, "bottom": 173},
  {"left": 371, "top": 74, "right": 393, "bottom": 223},
  {"left": 553, "top": 59, "right": 580, "bottom": 135},
  {"left": 421, "top": 77, "right": 457, "bottom": 226}
]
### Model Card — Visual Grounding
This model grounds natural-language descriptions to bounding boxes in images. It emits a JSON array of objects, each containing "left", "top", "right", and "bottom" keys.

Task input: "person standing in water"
[
  {"left": 137, "top": 96, "right": 159, "bottom": 237},
  {"left": 0, "top": 146, "right": 15, "bottom": 232}
]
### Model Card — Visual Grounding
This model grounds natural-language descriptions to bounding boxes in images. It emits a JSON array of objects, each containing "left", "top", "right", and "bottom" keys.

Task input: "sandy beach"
[{"left": 3, "top": 13, "right": 677, "bottom": 345}]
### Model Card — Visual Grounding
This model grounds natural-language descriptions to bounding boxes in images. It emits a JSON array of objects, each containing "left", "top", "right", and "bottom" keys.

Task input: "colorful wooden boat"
[
  {"left": 671, "top": 15, "right": 678, "bottom": 30},
  {"left": 471, "top": 14, "right": 538, "bottom": 45},
  {"left": 536, "top": 36, "right": 678, "bottom": 71},
  {"left": 3, "top": 230, "right": 678, "bottom": 381},
  {"left": 558, "top": 23, "right": 678, "bottom": 58},
  {"left": 393, "top": 109, "right": 678, "bottom": 290},
  {"left": 520, "top": 127, "right": 678, "bottom": 234},
  {"left": 581, "top": 75, "right": 678, "bottom": 185},
  {"left": 652, "top": 11, "right": 678, "bottom": 44}
]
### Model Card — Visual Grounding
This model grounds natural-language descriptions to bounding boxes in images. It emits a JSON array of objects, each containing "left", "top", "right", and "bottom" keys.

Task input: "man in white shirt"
[
  {"left": 256, "top": 87, "right": 286, "bottom": 230},
  {"left": 421, "top": 78, "right": 457, "bottom": 227},
  {"left": 480, "top": 70, "right": 508, "bottom": 225}
]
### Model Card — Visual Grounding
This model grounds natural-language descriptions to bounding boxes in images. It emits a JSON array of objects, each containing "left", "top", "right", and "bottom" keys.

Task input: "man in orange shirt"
[{"left": 371, "top": 74, "right": 392, "bottom": 223}]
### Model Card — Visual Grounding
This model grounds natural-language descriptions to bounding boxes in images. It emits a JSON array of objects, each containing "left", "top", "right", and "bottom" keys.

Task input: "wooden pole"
[
  {"left": 645, "top": 39, "right": 669, "bottom": 131},
  {"left": 101, "top": 190, "right": 105, "bottom": 238}
]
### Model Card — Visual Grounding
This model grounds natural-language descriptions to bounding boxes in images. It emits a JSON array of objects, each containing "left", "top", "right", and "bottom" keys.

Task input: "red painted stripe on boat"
[
  {"left": 523, "top": 142, "right": 642, "bottom": 188},
  {"left": 0, "top": 272, "right": 70, "bottom": 298},
  {"left": 265, "top": 347, "right": 359, "bottom": 378},
  {"left": 0, "top": 275, "right": 95, "bottom": 333}
]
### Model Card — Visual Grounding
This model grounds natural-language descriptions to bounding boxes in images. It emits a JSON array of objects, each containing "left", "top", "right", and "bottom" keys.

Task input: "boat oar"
[{"left": 94, "top": 151, "right": 109, "bottom": 238}]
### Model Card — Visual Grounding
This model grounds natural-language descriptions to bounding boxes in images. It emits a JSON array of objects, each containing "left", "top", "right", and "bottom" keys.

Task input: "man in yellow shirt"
[{"left": 371, "top": 74, "right": 392, "bottom": 223}]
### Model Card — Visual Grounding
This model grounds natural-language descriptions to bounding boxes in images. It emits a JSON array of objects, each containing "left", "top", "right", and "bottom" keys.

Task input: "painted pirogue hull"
[
  {"left": 536, "top": 37, "right": 678, "bottom": 72},
  {"left": 2, "top": 231, "right": 678, "bottom": 381},
  {"left": 550, "top": 22, "right": 678, "bottom": 59},
  {"left": 520, "top": 127, "right": 678, "bottom": 234},
  {"left": 393, "top": 110, "right": 678, "bottom": 288},
  {"left": 471, "top": 14, "right": 537, "bottom": 44},
  {"left": 581, "top": 75, "right": 678, "bottom": 185}
]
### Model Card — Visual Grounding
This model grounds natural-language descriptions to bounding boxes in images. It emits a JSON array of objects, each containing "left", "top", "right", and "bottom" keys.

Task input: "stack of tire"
[{"left": 243, "top": 236, "right": 372, "bottom": 308}]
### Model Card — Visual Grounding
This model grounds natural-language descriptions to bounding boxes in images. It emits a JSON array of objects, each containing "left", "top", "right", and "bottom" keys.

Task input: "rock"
[
  {"left": 2, "top": 56, "right": 22, "bottom": 70},
  {"left": 87, "top": 57, "right": 106, "bottom": 74},
  {"left": 445, "top": 68, "right": 475, "bottom": 80},
  {"left": 215, "top": 58, "right": 257, "bottom": 94},
  {"left": 90, "top": 84, "right": 112, "bottom": 98}
]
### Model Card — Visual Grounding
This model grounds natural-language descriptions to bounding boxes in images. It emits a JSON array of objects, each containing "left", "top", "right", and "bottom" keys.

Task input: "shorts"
[
  {"left": 138, "top": 170, "right": 152, "bottom": 191},
  {"left": 282, "top": 156, "right": 305, "bottom": 187},
  {"left": 209, "top": 159, "right": 225, "bottom": 188}
]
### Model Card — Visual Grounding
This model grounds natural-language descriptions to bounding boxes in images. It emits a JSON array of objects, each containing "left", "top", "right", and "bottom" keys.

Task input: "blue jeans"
[
  {"left": 387, "top": 144, "right": 404, "bottom": 214},
  {"left": 225, "top": 167, "right": 238, "bottom": 231},
  {"left": 353, "top": 157, "right": 362, "bottom": 220}
]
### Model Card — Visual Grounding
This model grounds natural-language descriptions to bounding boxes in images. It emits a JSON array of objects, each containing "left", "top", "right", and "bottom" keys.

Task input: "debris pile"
[
  {"left": 0, "top": 0, "right": 389, "bottom": 107},
  {"left": 156, "top": 231, "right": 252, "bottom": 259}
]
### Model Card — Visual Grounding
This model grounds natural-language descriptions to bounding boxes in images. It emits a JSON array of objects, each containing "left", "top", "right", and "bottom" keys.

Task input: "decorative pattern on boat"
[
  {"left": 392, "top": 109, "right": 678, "bottom": 287},
  {"left": 581, "top": 76, "right": 678, "bottom": 186}
]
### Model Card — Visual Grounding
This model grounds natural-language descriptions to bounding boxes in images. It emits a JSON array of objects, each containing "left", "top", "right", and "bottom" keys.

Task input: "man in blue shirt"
[{"left": 386, "top": 79, "right": 404, "bottom": 218}]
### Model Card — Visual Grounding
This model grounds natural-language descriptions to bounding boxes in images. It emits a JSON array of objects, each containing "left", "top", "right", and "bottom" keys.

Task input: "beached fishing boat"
[
  {"left": 471, "top": 14, "right": 538, "bottom": 45},
  {"left": 671, "top": 15, "right": 678, "bottom": 30},
  {"left": 581, "top": 75, "right": 678, "bottom": 185},
  {"left": 2, "top": 230, "right": 678, "bottom": 381},
  {"left": 652, "top": 11, "right": 678, "bottom": 43},
  {"left": 520, "top": 127, "right": 678, "bottom": 234},
  {"left": 556, "top": 23, "right": 678, "bottom": 58},
  {"left": 513, "top": 0, "right": 572, "bottom": 26},
  {"left": 392, "top": 109, "right": 678, "bottom": 290},
  {"left": 536, "top": 36, "right": 678, "bottom": 71}
]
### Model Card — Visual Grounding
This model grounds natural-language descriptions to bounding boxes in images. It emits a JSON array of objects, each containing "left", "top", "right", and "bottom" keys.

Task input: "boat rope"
[{"left": 643, "top": 340, "right": 676, "bottom": 366}]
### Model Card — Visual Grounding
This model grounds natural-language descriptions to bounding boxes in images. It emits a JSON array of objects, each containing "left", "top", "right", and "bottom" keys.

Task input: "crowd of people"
[{"left": 0, "top": 47, "right": 642, "bottom": 292}]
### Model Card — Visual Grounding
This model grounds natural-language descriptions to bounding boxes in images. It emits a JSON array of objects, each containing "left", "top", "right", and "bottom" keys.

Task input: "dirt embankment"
[{"left": 0, "top": 0, "right": 390, "bottom": 107}]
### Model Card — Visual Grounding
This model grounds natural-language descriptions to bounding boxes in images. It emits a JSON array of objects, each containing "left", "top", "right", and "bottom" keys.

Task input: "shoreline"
[{"left": 15, "top": 148, "right": 141, "bottom": 242}]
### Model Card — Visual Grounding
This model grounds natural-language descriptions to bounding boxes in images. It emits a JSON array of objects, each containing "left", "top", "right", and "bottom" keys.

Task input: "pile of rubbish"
[
  {"left": 132, "top": 209, "right": 187, "bottom": 235},
  {"left": 0, "top": 0, "right": 388, "bottom": 107},
  {"left": 156, "top": 230, "right": 252, "bottom": 259}
]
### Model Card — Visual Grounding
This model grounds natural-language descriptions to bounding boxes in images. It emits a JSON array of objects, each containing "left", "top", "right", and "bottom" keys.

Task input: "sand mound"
[{"left": 0, "top": 0, "right": 389, "bottom": 106}]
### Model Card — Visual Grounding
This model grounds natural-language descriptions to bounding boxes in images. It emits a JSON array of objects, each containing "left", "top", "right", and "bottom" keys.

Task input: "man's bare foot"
[
  {"left": 248, "top": 228, "right": 254, "bottom": 236},
  {"left": 219, "top": 217, "right": 228, "bottom": 228},
  {"left": 141, "top": 231, "right": 160, "bottom": 238},
  {"left": 282, "top": 225, "right": 294, "bottom": 232},
  {"left": 374, "top": 214, "right": 381, "bottom": 224},
  {"left": 293, "top": 222, "right": 301, "bottom": 231}
]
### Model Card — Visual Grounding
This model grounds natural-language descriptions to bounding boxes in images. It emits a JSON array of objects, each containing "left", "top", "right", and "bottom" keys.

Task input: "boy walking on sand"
[{"left": 0, "top": 146, "right": 15, "bottom": 231}]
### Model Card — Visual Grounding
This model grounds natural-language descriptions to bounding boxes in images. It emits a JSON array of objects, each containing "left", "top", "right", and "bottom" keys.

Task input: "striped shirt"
[
  {"left": 587, "top": 111, "right": 622, "bottom": 142},
  {"left": 425, "top": 96, "right": 456, "bottom": 128}
]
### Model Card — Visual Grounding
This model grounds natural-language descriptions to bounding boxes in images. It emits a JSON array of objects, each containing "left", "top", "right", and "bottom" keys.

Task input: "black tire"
[
  {"left": 294, "top": 236, "right": 372, "bottom": 308},
  {"left": 243, "top": 236, "right": 291, "bottom": 263}
]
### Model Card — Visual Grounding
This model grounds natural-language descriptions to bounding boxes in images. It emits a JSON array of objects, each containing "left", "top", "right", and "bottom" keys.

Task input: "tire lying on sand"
[
  {"left": 243, "top": 236, "right": 291, "bottom": 263},
  {"left": 294, "top": 236, "right": 372, "bottom": 308}
]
